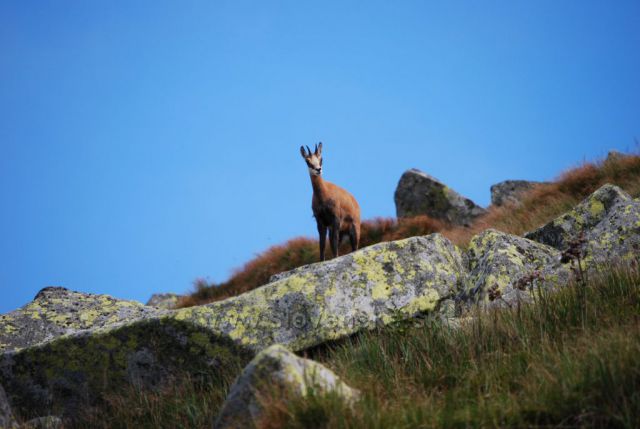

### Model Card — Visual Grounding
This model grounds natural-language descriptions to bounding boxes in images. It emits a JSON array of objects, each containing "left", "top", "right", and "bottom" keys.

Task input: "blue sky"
[{"left": 1, "top": 1, "right": 639, "bottom": 313}]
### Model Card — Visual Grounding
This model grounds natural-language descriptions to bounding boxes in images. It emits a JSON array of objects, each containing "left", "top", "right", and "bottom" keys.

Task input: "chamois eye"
[{"left": 320, "top": 159, "right": 323, "bottom": 166}]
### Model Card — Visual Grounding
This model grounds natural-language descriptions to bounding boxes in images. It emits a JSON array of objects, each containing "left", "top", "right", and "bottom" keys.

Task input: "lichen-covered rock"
[
  {"left": 490, "top": 180, "right": 547, "bottom": 207},
  {"left": 0, "top": 316, "right": 253, "bottom": 419},
  {"left": 525, "top": 184, "right": 640, "bottom": 265},
  {"left": 394, "top": 169, "right": 487, "bottom": 226},
  {"left": 0, "top": 287, "right": 163, "bottom": 353},
  {"left": 145, "top": 293, "right": 183, "bottom": 310},
  {"left": 0, "top": 383, "right": 17, "bottom": 429},
  {"left": 465, "top": 229, "right": 571, "bottom": 307},
  {"left": 0, "top": 234, "right": 464, "bottom": 419},
  {"left": 178, "top": 233, "right": 466, "bottom": 352},
  {"left": 214, "top": 344, "right": 358, "bottom": 429}
]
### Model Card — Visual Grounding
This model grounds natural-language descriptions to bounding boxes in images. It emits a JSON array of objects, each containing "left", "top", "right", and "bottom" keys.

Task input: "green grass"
[
  {"left": 64, "top": 265, "right": 640, "bottom": 428},
  {"left": 278, "top": 265, "right": 640, "bottom": 429}
]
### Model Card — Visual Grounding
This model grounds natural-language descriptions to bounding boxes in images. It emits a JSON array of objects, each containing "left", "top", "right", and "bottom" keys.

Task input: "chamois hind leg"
[
  {"left": 317, "top": 223, "right": 327, "bottom": 261},
  {"left": 349, "top": 223, "right": 358, "bottom": 252}
]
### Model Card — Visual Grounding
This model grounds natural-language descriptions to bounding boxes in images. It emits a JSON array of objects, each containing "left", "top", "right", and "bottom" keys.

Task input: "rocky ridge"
[{"left": 0, "top": 183, "right": 638, "bottom": 424}]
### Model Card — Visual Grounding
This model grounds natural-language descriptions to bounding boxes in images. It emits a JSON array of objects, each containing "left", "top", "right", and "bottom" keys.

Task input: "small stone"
[
  {"left": 22, "top": 416, "right": 63, "bottom": 429},
  {"left": 145, "top": 293, "right": 184, "bottom": 310},
  {"left": 490, "top": 180, "right": 548, "bottom": 207},
  {"left": 214, "top": 344, "right": 358, "bottom": 429}
]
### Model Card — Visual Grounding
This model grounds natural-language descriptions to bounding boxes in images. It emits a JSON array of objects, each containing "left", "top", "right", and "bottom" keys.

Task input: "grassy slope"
[
  {"left": 277, "top": 266, "right": 640, "bottom": 429},
  {"left": 181, "top": 152, "right": 640, "bottom": 307},
  {"left": 67, "top": 265, "right": 640, "bottom": 429}
]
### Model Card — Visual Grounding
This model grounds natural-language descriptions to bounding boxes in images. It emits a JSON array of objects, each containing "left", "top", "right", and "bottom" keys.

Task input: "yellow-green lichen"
[
  {"left": 590, "top": 198, "right": 605, "bottom": 217},
  {"left": 401, "top": 289, "right": 440, "bottom": 315}
]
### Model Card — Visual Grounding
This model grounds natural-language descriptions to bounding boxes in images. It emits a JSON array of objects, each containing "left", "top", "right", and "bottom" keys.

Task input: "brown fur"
[{"left": 300, "top": 143, "right": 361, "bottom": 261}]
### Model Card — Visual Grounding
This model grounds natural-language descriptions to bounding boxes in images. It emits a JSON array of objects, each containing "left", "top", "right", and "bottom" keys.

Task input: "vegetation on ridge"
[{"left": 180, "top": 151, "right": 640, "bottom": 308}]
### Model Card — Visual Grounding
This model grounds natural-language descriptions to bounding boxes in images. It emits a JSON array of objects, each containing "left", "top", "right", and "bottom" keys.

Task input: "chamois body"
[{"left": 300, "top": 143, "right": 361, "bottom": 261}]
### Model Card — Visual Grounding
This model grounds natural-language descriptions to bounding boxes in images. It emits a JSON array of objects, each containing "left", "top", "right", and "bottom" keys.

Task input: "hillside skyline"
[{"left": 1, "top": 1, "right": 639, "bottom": 313}]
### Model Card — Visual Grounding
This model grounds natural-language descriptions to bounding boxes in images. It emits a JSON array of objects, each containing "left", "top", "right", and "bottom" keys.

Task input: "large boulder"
[
  {"left": 465, "top": 229, "right": 571, "bottom": 307},
  {"left": 0, "top": 287, "right": 163, "bottom": 354},
  {"left": 183, "top": 233, "right": 466, "bottom": 352},
  {"left": 0, "top": 234, "right": 465, "bottom": 418},
  {"left": 490, "top": 180, "right": 547, "bottom": 207},
  {"left": 214, "top": 344, "right": 358, "bottom": 429},
  {"left": 525, "top": 184, "right": 640, "bottom": 265},
  {"left": 394, "top": 169, "right": 487, "bottom": 226},
  {"left": 145, "top": 293, "right": 184, "bottom": 310}
]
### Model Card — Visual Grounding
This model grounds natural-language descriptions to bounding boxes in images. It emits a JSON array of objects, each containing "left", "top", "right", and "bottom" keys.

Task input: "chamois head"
[{"left": 299, "top": 142, "right": 323, "bottom": 176}]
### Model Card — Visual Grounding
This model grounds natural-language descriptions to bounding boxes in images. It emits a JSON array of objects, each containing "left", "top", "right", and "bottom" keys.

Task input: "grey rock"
[
  {"left": 394, "top": 169, "right": 487, "bottom": 226},
  {"left": 0, "top": 234, "right": 465, "bottom": 418},
  {"left": 525, "top": 184, "right": 640, "bottom": 265},
  {"left": 0, "top": 383, "right": 17, "bottom": 429},
  {"left": 145, "top": 293, "right": 183, "bottom": 310},
  {"left": 0, "top": 287, "right": 163, "bottom": 353},
  {"left": 22, "top": 416, "right": 62, "bottom": 429},
  {"left": 605, "top": 150, "right": 626, "bottom": 163},
  {"left": 214, "top": 344, "right": 358, "bottom": 429},
  {"left": 465, "top": 229, "right": 571, "bottom": 307},
  {"left": 490, "top": 180, "right": 547, "bottom": 207}
]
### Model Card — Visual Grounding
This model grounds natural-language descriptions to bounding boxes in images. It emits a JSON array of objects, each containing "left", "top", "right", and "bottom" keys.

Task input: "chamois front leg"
[
  {"left": 330, "top": 219, "right": 340, "bottom": 258},
  {"left": 317, "top": 223, "right": 327, "bottom": 261}
]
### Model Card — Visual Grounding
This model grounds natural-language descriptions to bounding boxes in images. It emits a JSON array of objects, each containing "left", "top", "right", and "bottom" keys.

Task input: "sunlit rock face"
[
  {"left": 189, "top": 234, "right": 466, "bottom": 353},
  {"left": 525, "top": 184, "right": 640, "bottom": 265},
  {"left": 394, "top": 168, "right": 486, "bottom": 226},
  {"left": 214, "top": 344, "right": 359, "bottom": 429}
]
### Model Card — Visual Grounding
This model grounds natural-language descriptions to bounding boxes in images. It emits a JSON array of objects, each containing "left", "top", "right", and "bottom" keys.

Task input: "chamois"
[{"left": 300, "top": 142, "right": 361, "bottom": 261}]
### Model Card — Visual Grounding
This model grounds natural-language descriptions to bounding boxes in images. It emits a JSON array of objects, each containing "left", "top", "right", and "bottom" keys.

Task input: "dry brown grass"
[
  {"left": 180, "top": 152, "right": 640, "bottom": 308},
  {"left": 443, "top": 153, "right": 640, "bottom": 246}
]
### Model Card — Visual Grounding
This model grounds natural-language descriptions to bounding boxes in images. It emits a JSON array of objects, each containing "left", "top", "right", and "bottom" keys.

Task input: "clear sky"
[{"left": 1, "top": 1, "right": 639, "bottom": 313}]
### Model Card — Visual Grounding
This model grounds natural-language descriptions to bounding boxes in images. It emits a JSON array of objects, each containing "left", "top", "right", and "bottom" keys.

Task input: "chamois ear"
[
  {"left": 316, "top": 142, "right": 323, "bottom": 156},
  {"left": 300, "top": 146, "right": 308, "bottom": 159}
]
